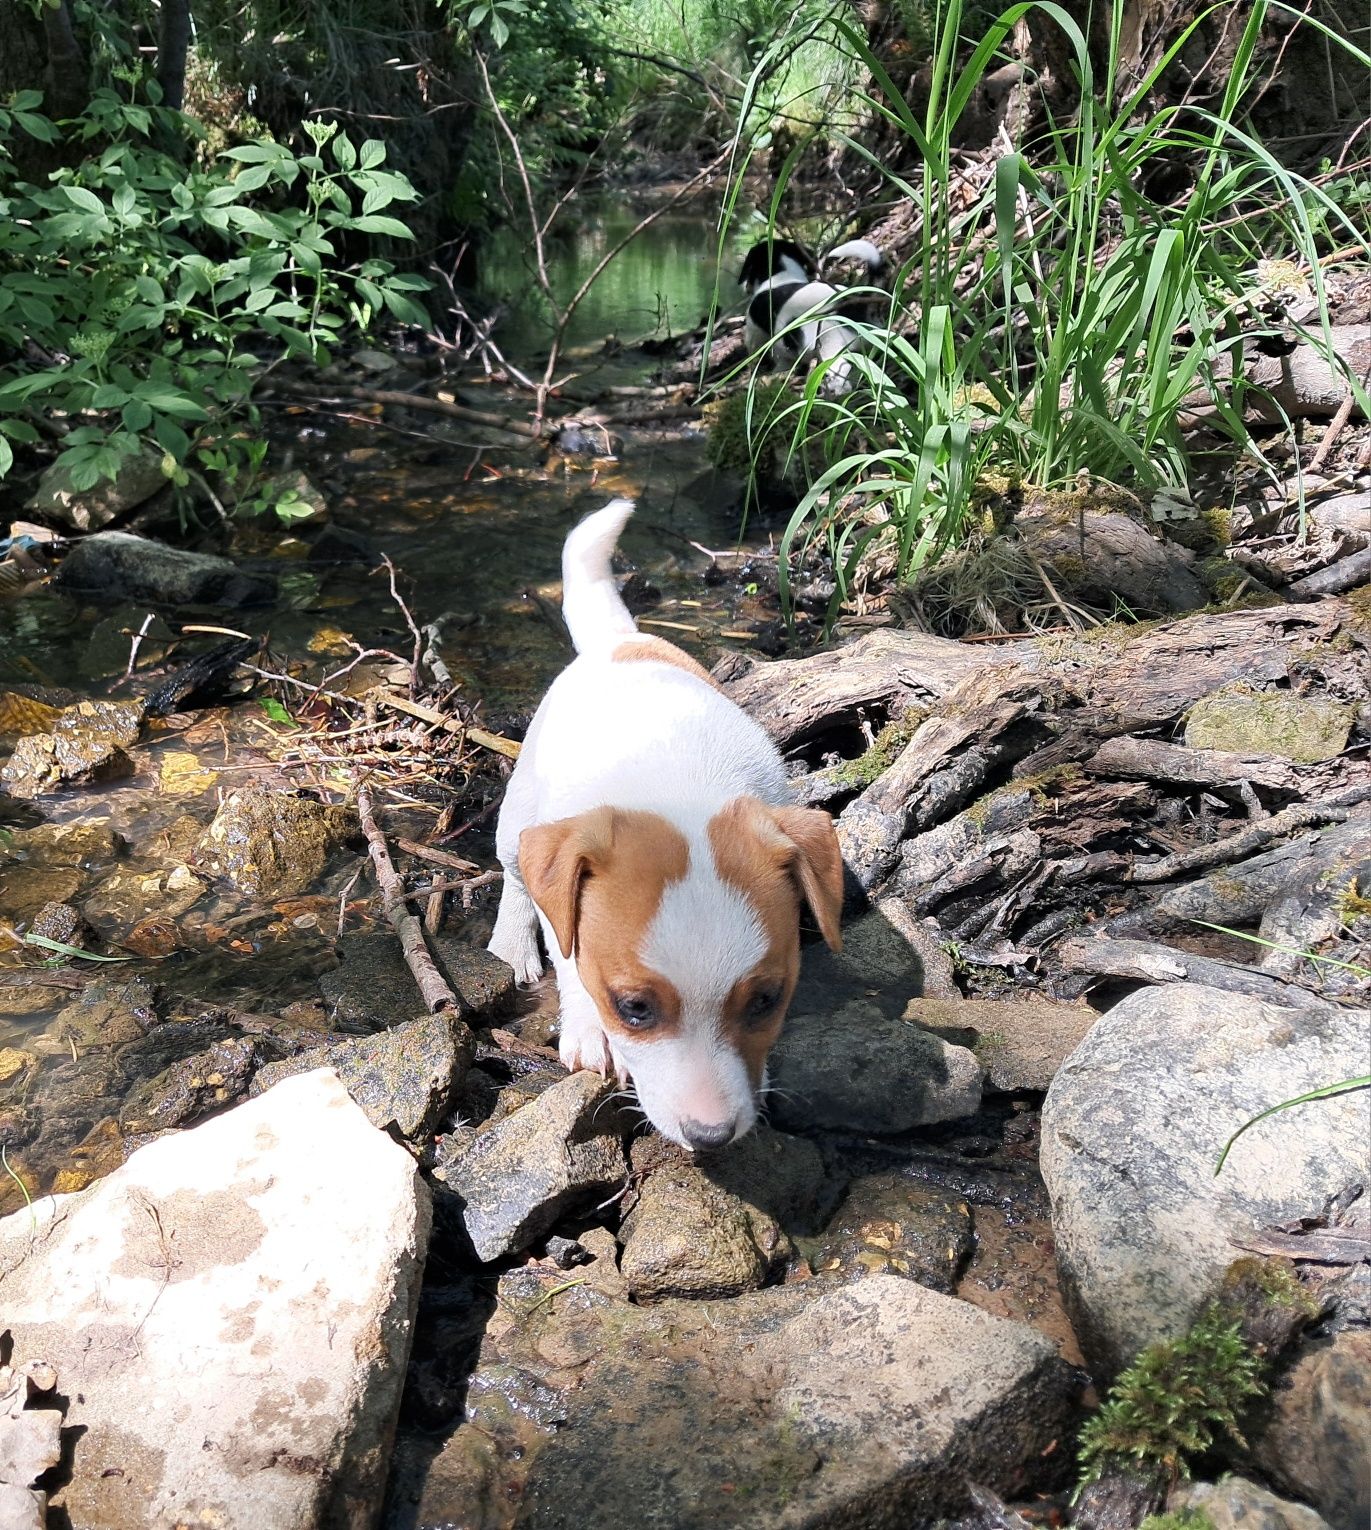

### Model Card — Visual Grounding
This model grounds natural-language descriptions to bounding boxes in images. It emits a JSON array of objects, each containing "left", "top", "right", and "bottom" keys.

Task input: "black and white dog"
[{"left": 738, "top": 237, "right": 886, "bottom": 395}]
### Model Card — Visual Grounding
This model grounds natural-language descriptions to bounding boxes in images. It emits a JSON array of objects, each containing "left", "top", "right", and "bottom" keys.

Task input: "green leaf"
[
  {"left": 25, "top": 933, "right": 133, "bottom": 963},
  {"left": 61, "top": 185, "right": 104, "bottom": 214},
  {"left": 257, "top": 697, "right": 296, "bottom": 726},
  {"left": 232, "top": 163, "right": 274, "bottom": 193},
  {"left": 359, "top": 139, "right": 386, "bottom": 169},
  {"left": 225, "top": 205, "right": 285, "bottom": 239},
  {"left": 0, "top": 437, "right": 12, "bottom": 478},
  {"left": 350, "top": 215, "right": 415, "bottom": 239},
  {"left": 223, "top": 143, "right": 282, "bottom": 163},
  {"left": 136, "top": 388, "right": 209, "bottom": 419},
  {"left": 331, "top": 133, "right": 357, "bottom": 170},
  {"left": 89, "top": 384, "right": 132, "bottom": 409},
  {"left": 14, "top": 111, "right": 58, "bottom": 144},
  {"left": 122, "top": 399, "right": 153, "bottom": 432}
]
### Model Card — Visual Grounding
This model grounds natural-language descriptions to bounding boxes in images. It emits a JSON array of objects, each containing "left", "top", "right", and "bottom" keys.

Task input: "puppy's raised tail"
[
  {"left": 561, "top": 498, "right": 638, "bottom": 654},
  {"left": 825, "top": 238, "right": 884, "bottom": 273}
]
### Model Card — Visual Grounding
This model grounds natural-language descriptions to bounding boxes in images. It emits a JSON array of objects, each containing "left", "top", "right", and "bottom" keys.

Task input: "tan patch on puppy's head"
[
  {"left": 707, "top": 796, "right": 845, "bottom": 1080},
  {"left": 518, "top": 807, "right": 690, "bottom": 1040},
  {"left": 611, "top": 636, "right": 720, "bottom": 689}
]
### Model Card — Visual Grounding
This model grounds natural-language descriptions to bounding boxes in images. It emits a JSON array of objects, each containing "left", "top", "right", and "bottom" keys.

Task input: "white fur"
[{"left": 488, "top": 500, "right": 793, "bottom": 1148}]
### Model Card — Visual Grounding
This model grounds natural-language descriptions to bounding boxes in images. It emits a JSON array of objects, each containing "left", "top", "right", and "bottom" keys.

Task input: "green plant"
[
  {"left": 0, "top": 87, "right": 427, "bottom": 499},
  {"left": 715, "top": 0, "right": 1371, "bottom": 627},
  {"left": 1138, "top": 1512, "right": 1216, "bottom": 1530},
  {"left": 1077, "top": 1305, "right": 1266, "bottom": 1490}
]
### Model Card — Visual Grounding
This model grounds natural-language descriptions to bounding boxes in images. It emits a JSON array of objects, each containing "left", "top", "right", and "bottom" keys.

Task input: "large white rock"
[
  {"left": 0, "top": 1067, "right": 431, "bottom": 1529},
  {"left": 1041, "top": 983, "right": 1369, "bottom": 1373}
]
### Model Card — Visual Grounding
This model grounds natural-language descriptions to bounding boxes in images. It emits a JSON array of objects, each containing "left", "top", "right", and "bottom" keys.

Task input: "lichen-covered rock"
[
  {"left": 617, "top": 1129, "right": 831, "bottom": 1300},
  {"left": 55, "top": 530, "right": 277, "bottom": 607},
  {"left": 28, "top": 451, "right": 168, "bottom": 531},
  {"left": 395, "top": 1269, "right": 1081, "bottom": 1529},
  {"left": 0, "top": 1068, "right": 430, "bottom": 1530},
  {"left": 120, "top": 1035, "right": 282, "bottom": 1135},
  {"left": 1171, "top": 1474, "right": 1333, "bottom": 1530},
  {"left": 252, "top": 1012, "right": 475, "bottom": 1141},
  {"left": 798, "top": 1172, "right": 974, "bottom": 1292},
  {"left": 27, "top": 900, "right": 84, "bottom": 948},
  {"left": 1041, "top": 983, "right": 1368, "bottom": 1373},
  {"left": 907, "top": 995, "right": 1097, "bottom": 1091},
  {"left": 769, "top": 1000, "right": 983, "bottom": 1133},
  {"left": 195, "top": 788, "right": 353, "bottom": 899},
  {"left": 435, "top": 1072, "right": 627, "bottom": 1262},
  {"left": 81, "top": 861, "right": 206, "bottom": 937},
  {"left": 1253, "top": 1328, "right": 1371, "bottom": 1530},
  {"left": 0, "top": 697, "right": 145, "bottom": 797},
  {"left": 319, "top": 929, "right": 515, "bottom": 1027},
  {"left": 1184, "top": 687, "right": 1353, "bottom": 763}
]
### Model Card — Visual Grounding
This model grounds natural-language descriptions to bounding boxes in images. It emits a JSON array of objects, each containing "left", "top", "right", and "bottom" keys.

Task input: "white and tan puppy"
[{"left": 488, "top": 498, "right": 843, "bottom": 1151}]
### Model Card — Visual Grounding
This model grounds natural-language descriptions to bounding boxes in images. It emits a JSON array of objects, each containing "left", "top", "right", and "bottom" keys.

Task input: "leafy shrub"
[{"left": 0, "top": 86, "right": 427, "bottom": 498}]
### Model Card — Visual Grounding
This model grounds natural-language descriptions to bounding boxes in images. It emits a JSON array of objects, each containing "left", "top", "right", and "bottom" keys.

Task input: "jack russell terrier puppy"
[
  {"left": 488, "top": 498, "right": 843, "bottom": 1151},
  {"left": 738, "top": 236, "right": 886, "bottom": 395}
]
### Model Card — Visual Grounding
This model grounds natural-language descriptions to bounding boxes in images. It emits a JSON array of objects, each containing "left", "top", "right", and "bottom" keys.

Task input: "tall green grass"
[{"left": 717, "top": 0, "right": 1371, "bottom": 623}]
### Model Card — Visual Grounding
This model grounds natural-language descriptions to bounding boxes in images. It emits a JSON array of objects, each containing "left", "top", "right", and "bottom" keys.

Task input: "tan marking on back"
[
  {"left": 707, "top": 798, "right": 805, "bottom": 1083},
  {"left": 522, "top": 807, "right": 691, "bottom": 1042},
  {"left": 611, "top": 636, "right": 720, "bottom": 690}
]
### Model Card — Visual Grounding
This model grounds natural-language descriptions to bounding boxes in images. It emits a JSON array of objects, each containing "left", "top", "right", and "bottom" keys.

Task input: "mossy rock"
[{"left": 1184, "top": 686, "right": 1353, "bottom": 764}]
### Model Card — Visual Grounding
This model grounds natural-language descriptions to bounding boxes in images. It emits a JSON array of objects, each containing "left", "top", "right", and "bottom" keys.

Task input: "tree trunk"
[
  {"left": 40, "top": 1, "right": 89, "bottom": 122},
  {"left": 157, "top": 0, "right": 193, "bottom": 112}
]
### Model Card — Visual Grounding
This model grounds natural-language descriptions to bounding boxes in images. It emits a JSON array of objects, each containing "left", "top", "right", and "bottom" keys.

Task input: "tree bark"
[
  {"left": 157, "top": 0, "right": 194, "bottom": 112},
  {"left": 39, "top": 1, "right": 88, "bottom": 121}
]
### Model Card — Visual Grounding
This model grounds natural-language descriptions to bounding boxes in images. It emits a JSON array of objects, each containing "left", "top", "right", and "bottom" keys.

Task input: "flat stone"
[
  {"left": 195, "top": 788, "right": 352, "bottom": 900},
  {"left": 1171, "top": 1475, "right": 1333, "bottom": 1530},
  {"left": 907, "top": 995, "right": 1097, "bottom": 1091},
  {"left": 769, "top": 999, "right": 983, "bottom": 1133},
  {"left": 1184, "top": 687, "right": 1354, "bottom": 763},
  {"left": 0, "top": 1068, "right": 430, "bottom": 1530},
  {"left": 798, "top": 1172, "right": 974, "bottom": 1292},
  {"left": 397, "top": 1270, "right": 1080, "bottom": 1528},
  {"left": 791, "top": 902, "right": 955, "bottom": 1015},
  {"left": 251, "top": 1012, "right": 476, "bottom": 1141},
  {"left": 436, "top": 1072, "right": 627, "bottom": 1262},
  {"left": 1041, "top": 983, "right": 1369, "bottom": 1373},
  {"left": 320, "top": 930, "right": 515, "bottom": 1027},
  {"left": 55, "top": 531, "right": 277, "bottom": 608},
  {"left": 0, "top": 698, "right": 145, "bottom": 798},
  {"left": 1253, "top": 1328, "right": 1371, "bottom": 1530}
]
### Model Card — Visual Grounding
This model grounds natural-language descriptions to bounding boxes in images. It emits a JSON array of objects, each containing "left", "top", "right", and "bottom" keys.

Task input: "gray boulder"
[
  {"left": 436, "top": 1071, "right": 628, "bottom": 1261},
  {"left": 769, "top": 999, "right": 983, "bottom": 1133},
  {"left": 907, "top": 994, "right": 1097, "bottom": 1091},
  {"left": 320, "top": 929, "right": 515, "bottom": 1028},
  {"left": 1171, "top": 1475, "right": 1333, "bottom": 1530},
  {"left": 56, "top": 530, "right": 277, "bottom": 607},
  {"left": 28, "top": 451, "right": 168, "bottom": 531},
  {"left": 0, "top": 1067, "right": 430, "bottom": 1530},
  {"left": 1041, "top": 983, "right": 1368, "bottom": 1373}
]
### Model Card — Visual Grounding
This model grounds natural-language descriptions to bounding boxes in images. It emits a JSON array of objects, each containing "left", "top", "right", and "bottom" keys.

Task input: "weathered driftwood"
[
  {"left": 1182, "top": 323, "right": 1371, "bottom": 422},
  {"left": 1128, "top": 799, "right": 1362, "bottom": 884},
  {"left": 1050, "top": 933, "right": 1336, "bottom": 1008},
  {"left": 1289, "top": 544, "right": 1371, "bottom": 599},
  {"left": 1085, "top": 736, "right": 1326, "bottom": 794}
]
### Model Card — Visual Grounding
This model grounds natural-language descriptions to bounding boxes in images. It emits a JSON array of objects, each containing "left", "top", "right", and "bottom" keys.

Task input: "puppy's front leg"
[
  {"left": 488, "top": 869, "right": 544, "bottom": 984},
  {"left": 551, "top": 958, "right": 616, "bottom": 1078}
]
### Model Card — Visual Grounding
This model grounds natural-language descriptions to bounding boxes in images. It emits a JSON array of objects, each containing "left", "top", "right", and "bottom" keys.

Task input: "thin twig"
[{"left": 378, "top": 555, "right": 424, "bottom": 698}]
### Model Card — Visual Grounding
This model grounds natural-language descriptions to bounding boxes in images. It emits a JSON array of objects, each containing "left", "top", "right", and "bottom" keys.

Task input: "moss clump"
[
  {"left": 1183, "top": 685, "right": 1353, "bottom": 763},
  {"left": 829, "top": 717, "right": 919, "bottom": 791},
  {"left": 1036, "top": 616, "right": 1165, "bottom": 666},
  {"left": 1344, "top": 581, "right": 1371, "bottom": 633},
  {"left": 1077, "top": 1305, "right": 1266, "bottom": 1490},
  {"left": 1138, "top": 1512, "right": 1216, "bottom": 1530},
  {"left": 704, "top": 380, "right": 793, "bottom": 476},
  {"left": 1336, "top": 876, "right": 1371, "bottom": 926}
]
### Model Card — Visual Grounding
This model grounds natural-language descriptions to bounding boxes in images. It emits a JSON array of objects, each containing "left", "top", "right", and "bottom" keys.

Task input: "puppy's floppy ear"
[
  {"left": 770, "top": 805, "right": 844, "bottom": 952},
  {"left": 518, "top": 807, "right": 615, "bottom": 959}
]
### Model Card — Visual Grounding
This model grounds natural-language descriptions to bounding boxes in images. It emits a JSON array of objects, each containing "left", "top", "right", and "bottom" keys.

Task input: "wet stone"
[
  {"left": 195, "top": 788, "right": 354, "bottom": 900},
  {"left": 0, "top": 697, "right": 145, "bottom": 797},
  {"left": 251, "top": 1012, "right": 476, "bottom": 1142},
  {"left": 120, "top": 1034, "right": 286, "bottom": 1135},
  {"left": 28, "top": 450, "right": 168, "bottom": 531},
  {"left": 0, "top": 1049, "right": 36, "bottom": 1086},
  {"left": 798, "top": 1172, "right": 974, "bottom": 1293},
  {"left": 435, "top": 1072, "right": 628, "bottom": 1263},
  {"left": 81, "top": 862, "right": 206, "bottom": 938},
  {"left": 769, "top": 999, "right": 984, "bottom": 1134},
  {"left": 34, "top": 978, "right": 160, "bottom": 1054},
  {"left": 1, "top": 819, "right": 121, "bottom": 869},
  {"left": 0, "top": 865, "right": 84, "bottom": 923},
  {"left": 1170, "top": 1475, "right": 1333, "bottom": 1530},
  {"left": 55, "top": 530, "right": 278, "bottom": 608},
  {"left": 28, "top": 900, "right": 84, "bottom": 947}
]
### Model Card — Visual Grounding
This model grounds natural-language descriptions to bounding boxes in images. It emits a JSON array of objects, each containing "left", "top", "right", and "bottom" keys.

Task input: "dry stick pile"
[{"left": 718, "top": 599, "right": 1371, "bottom": 1005}]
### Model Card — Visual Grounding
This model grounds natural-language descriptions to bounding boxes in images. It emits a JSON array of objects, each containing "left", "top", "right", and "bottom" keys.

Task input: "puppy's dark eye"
[
  {"left": 744, "top": 989, "right": 780, "bottom": 1024},
  {"left": 614, "top": 993, "right": 658, "bottom": 1030}
]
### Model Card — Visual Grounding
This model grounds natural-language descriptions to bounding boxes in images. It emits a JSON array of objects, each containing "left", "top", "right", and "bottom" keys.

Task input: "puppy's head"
[
  {"left": 519, "top": 797, "right": 842, "bottom": 1151},
  {"left": 738, "top": 238, "right": 815, "bottom": 293}
]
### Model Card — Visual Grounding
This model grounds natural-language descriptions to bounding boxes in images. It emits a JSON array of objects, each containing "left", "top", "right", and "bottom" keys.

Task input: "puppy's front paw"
[
  {"left": 487, "top": 924, "right": 544, "bottom": 985},
  {"left": 557, "top": 1010, "right": 615, "bottom": 1077}
]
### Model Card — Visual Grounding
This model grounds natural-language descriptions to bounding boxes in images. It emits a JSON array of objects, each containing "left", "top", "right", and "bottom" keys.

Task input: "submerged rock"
[
  {"left": 195, "top": 788, "right": 353, "bottom": 900},
  {"left": 397, "top": 1268, "right": 1081, "bottom": 1529},
  {"left": 1171, "top": 1475, "right": 1333, "bottom": 1530},
  {"left": 1041, "top": 982, "right": 1368, "bottom": 1373},
  {"left": 120, "top": 1034, "right": 283, "bottom": 1135},
  {"left": 908, "top": 995, "right": 1097, "bottom": 1091},
  {"left": 1184, "top": 686, "right": 1354, "bottom": 763},
  {"left": 0, "top": 1068, "right": 430, "bottom": 1529},
  {"left": 252, "top": 1012, "right": 476, "bottom": 1141},
  {"left": 28, "top": 450, "right": 168, "bottom": 531},
  {"left": 55, "top": 530, "right": 277, "bottom": 607},
  {"left": 0, "top": 697, "right": 145, "bottom": 797},
  {"left": 798, "top": 1172, "right": 974, "bottom": 1292},
  {"left": 435, "top": 1071, "right": 627, "bottom": 1262},
  {"left": 769, "top": 999, "right": 983, "bottom": 1133}
]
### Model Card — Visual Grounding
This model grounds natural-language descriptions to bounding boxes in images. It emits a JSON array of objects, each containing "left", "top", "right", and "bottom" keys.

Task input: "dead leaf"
[
  {"left": 158, "top": 750, "right": 219, "bottom": 796},
  {"left": 0, "top": 694, "right": 60, "bottom": 740}
]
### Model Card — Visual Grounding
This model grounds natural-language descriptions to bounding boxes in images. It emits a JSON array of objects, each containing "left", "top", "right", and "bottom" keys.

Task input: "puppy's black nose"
[{"left": 680, "top": 1118, "right": 734, "bottom": 1152}]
